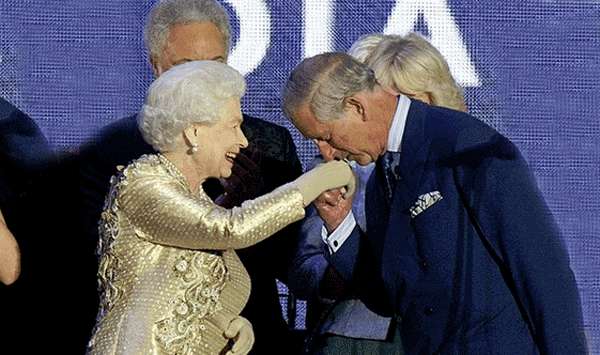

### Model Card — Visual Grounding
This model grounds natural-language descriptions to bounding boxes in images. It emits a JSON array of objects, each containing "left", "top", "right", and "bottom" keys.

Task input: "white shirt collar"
[{"left": 386, "top": 95, "right": 411, "bottom": 152}]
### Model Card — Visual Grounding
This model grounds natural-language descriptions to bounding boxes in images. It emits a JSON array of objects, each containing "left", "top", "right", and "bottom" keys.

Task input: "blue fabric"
[
  {"left": 289, "top": 206, "right": 392, "bottom": 340},
  {"left": 288, "top": 162, "right": 391, "bottom": 340},
  {"left": 331, "top": 101, "right": 587, "bottom": 354},
  {"left": 288, "top": 209, "right": 390, "bottom": 340},
  {"left": 0, "top": 97, "right": 52, "bottom": 175},
  {"left": 328, "top": 227, "right": 361, "bottom": 284},
  {"left": 0, "top": 1, "right": 598, "bottom": 348},
  {"left": 0, "top": 96, "right": 53, "bottom": 234}
]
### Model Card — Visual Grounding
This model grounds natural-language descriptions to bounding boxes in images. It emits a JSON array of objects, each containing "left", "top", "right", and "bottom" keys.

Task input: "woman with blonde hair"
[{"left": 349, "top": 32, "right": 467, "bottom": 112}]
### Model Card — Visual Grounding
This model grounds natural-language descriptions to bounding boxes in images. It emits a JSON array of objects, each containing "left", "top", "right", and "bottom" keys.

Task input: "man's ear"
[{"left": 344, "top": 96, "right": 366, "bottom": 120}]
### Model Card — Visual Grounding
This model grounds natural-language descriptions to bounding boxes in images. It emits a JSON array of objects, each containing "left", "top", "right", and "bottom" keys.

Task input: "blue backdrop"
[{"left": 1, "top": 0, "right": 598, "bottom": 351}]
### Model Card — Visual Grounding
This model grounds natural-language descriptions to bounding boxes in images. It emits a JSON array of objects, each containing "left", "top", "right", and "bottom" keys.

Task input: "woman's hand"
[
  {"left": 293, "top": 160, "right": 356, "bottom": 206},
  {"left": 224, "top": 316, "right": 254, "bottom": 355},
  {"left": 0, "top": 209, "right": 20, "bottom": 285},
  {"left": 211, "top": 311, "right": 255, "bottom": 355}
]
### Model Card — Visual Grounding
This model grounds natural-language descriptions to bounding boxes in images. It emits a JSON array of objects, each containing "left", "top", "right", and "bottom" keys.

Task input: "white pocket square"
[{"left": 409, "top": 191, "right": 443, "bottom": 218}]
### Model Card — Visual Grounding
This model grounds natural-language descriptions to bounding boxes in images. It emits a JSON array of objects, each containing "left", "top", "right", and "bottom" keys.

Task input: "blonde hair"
[
  {"left": 351, "top": 32, "right": 466, "bottom": 112},
  {"left": 347, "top": 33, "right": 388, "bottom": 63}
]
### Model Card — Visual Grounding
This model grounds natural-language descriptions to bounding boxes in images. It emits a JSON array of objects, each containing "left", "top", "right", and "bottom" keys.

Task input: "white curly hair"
[{"left": 138, "top": 60, "right": 245, "bottom": 152}]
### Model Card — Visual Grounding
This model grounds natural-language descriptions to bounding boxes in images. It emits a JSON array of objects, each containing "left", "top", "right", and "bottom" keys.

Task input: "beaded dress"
[{"left": 87, "top": 154, "right": 305, "bottom": 354}]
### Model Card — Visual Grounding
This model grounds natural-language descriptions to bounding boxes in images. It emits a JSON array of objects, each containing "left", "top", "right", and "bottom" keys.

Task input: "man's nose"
[{"left": 314, "top": 140, "right": 336, "bottom": 161}]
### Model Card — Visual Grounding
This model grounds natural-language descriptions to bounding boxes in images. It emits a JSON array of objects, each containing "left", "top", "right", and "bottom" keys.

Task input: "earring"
[{"left": 190, "top": 143, "right": 199, "bottom": 154}]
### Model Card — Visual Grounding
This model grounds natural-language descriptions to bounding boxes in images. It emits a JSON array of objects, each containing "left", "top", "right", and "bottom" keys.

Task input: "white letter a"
[{"left": 384, "top": 0, "right": 480, "bottom": 87}]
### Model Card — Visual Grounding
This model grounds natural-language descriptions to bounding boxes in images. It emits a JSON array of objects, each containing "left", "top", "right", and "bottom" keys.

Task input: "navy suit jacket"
[
  {"left": 288, "top": 164, "right": 392, "bottom": 340},
  {"left": 332, "top": 100, "right": 587, "bottom": 354}
]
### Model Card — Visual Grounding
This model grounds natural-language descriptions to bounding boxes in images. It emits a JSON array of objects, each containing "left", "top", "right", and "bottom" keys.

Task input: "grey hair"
[
  {"left": 282, "top": 53, "right": 378, "bottom": 122},
  {"left": 144, "top": 0, "right": 231, "bottom": 61},
  {"left": 358, "top": 32, "right": 466, "bottom": 111},
  {"left": 139, "top": 60, "right": 245, "bottom": 152}
]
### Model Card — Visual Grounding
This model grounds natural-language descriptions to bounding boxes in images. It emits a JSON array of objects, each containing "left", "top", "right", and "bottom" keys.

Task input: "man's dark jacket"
[{"left": 330, "top": 100, "right": 587, "bottom": 354}]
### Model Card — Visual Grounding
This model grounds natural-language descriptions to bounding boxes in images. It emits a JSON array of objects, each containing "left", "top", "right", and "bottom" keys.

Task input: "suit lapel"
[
  {"left": 382, "top": 101, "right": 433, "bottom": 313},
  {"left": 365, "top": 166, "right": 391, "bottom": 258},
  {"left": 396, "top": 101, "right": 431, "bottom": 209},
  {"left": 365, "top": 100, "right": 433, "bottom": 255}
]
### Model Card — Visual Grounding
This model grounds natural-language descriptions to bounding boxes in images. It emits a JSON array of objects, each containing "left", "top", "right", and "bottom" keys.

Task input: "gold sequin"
[{"left": 87, "top": 154, "right": 305, "bottom": 354}]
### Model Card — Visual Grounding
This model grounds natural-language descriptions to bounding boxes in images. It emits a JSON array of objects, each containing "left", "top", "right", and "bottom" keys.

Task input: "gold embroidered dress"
[{"left": 87, "top": 154, "right": 305, "bottom": 354}]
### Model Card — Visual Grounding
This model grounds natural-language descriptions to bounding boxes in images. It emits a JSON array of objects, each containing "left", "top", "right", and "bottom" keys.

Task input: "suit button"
[
  {"left": 424, "top": 307, "right": 434, "bottom": 315},
  {"left": 420, "top": 260, "right": 428, "bottom": 270}
]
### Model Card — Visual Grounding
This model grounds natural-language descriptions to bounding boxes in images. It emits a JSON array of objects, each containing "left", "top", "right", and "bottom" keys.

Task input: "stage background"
[{"left": 1, "top": 0, "right": 598, "bottom": 351}]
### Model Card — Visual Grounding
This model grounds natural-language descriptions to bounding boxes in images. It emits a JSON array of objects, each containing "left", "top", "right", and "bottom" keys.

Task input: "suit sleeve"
[
  {"left": 288, "top": 205, "right": 364, "bottom": 304},
  {"left": 473, "top": 142, "right": 587, "bottom": 354},
  {"left": 326, "top": 225, "right": 362, "bottom": 283},
  {"left": 287, "top": 206, "right": 329, "bottom": 300},
  {"left": 120, "top": 174, "right": 305, "bottom": 250}
]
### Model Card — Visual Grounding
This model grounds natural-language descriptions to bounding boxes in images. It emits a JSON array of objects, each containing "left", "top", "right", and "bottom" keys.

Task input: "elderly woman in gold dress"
[{"left": 87, "top": 61, "right": 354, "bottom": 355}]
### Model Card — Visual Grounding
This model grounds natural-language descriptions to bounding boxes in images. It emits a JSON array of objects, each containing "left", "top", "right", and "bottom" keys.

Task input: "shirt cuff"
[{"left": 320, "top": 212, "right": 357, "bottom": 254}]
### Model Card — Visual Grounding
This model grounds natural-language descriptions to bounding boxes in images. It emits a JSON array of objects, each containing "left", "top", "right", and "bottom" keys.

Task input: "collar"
[{"left": 386, "top": 95, "right": 411, "bottom": 153}]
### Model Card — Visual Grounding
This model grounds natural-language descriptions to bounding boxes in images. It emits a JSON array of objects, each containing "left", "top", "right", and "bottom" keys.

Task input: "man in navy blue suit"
[{"left": 282, "top": 52, "right": 587, "bottom": 354}]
